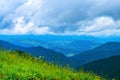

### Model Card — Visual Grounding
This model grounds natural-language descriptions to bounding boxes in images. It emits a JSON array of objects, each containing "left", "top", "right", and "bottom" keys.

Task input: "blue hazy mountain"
[
  {"left": 24, "top": 46, "right": 77, "bottom": 66},
  {"left": 80, "top": 55, "right": 120, "bottom": 80},
  {"left": 0, "top": 35, "right": 102, "bottom": 56},
  {"left": 0, "top": 40, "right": 24, "bottom": 50},
  {"left": 71, "top": 42, "right": 120, "bottom": 66}
]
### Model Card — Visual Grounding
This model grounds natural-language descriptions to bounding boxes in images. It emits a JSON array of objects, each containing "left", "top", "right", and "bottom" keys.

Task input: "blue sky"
[{"left": 0, "top": 0, "right": 120, "bottom": 36}]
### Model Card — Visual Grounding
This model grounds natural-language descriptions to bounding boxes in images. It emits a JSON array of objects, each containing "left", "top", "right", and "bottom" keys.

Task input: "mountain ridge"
[
  {"left": 71, "top": 42, "right": 120, "bottom": 66},
  {"left": 80, "top": 55, "right": 120, "bottom": 80}
]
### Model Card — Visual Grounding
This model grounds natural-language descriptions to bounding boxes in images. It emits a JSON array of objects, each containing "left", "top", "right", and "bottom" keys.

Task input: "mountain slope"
[
  {"left": 0, "top": 40, "right": 73, "bottom": 66},
  {"left": 80, "top": 55, "right": 120, "bottom": 80},
  {"left": 0, "top": 50, "right": 103, "bottom": 80},
  {"left": 24, "top": 46, "right": 74, "bottom": 66},
  {"left": 71, "top": 42, "right": 120, "bottom": 66}
]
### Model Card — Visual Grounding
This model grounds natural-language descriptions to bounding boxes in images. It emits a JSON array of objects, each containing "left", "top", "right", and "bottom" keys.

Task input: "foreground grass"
[{"left": 0, "top": 50, "right": 104, "bottom": 80}]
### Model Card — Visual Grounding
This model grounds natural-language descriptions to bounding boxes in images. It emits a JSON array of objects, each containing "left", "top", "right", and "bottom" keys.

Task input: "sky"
[{"left": 0, "top": 0, "right": 120, "bottom": 36}]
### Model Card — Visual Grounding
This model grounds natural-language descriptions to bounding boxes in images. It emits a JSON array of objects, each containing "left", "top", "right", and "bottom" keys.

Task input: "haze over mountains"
[
  {"left": 0, "top": 35, "right": 102, "bottom": 56},
  {"left": 1, "top": 35, "right": 120, "bottom": 56},
  {"left": 1, "top": 35, "right": 120, "bottom": 68}
]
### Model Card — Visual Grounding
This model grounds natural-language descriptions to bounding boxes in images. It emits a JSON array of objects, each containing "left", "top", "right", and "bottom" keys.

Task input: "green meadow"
[{"left": 0, "top": 49, "right": 104, "bottom": 80}]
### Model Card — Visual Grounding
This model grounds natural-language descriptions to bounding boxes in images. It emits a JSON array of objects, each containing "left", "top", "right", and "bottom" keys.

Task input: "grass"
[{"left": 0, "top": 49, "right": 104, "bottom": 80}]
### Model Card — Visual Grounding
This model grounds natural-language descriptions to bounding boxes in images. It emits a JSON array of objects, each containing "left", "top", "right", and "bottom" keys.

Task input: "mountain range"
[
  {"left": 0, "top": 35, "right": 102, "bottom": 56},
  {"left": 1, "top": 35, "right": 120, "bottom": 70},
  {"left": 71, "top": 42, "right": 120, "bottom": 66}
]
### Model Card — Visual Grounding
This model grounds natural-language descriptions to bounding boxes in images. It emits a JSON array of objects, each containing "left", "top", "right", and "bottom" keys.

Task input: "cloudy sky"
[{"left": 0, "top": 0, "right": 120, "bottom": 36}]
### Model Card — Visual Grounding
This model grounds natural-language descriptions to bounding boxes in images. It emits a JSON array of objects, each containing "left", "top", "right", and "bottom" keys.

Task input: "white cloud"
[
  {"left": 0, "top": 0, "right": 120, "bottom": 36},
  {"left": 1, "top": 16, "right": 120, "bottom": 36},
  {"left": 3, "top": 0, "right": 42, "bottom": 21},
  {"left": 0, "top": 0, "right": 50, "bottom": 35},
  {"left": 77, "top": 16, "right": 120, "bottom": 36},
  {"left": 0, "top": 0, "right": 26, "bottom": 16},
  {"left": 0, "top": 16, "right": 50, "bottom": 34}
]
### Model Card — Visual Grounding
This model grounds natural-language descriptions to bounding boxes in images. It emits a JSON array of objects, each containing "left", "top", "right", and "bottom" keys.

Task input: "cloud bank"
[{"left": 0, "top": 0, "right": 120, "bottom": 36}]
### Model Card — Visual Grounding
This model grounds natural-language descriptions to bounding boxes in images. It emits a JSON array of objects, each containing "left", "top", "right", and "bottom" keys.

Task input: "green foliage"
[{"left": 0, "top": 50, "right": 103, "bottom": 80}]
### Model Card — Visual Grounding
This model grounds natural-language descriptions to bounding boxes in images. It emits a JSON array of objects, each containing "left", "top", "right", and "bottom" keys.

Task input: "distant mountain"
[
  {"left": 52, "top": 47, "right": 80, "bottom": 57},
  {"left": 66, "top": 40, "right": 101, "bottom": 53},
  {"left": 80, "top": 55, "right": 120, "bottom": 80},
  {"left": 0, "top": 40, "right": 24, "bottom": 50},
  {"left": 0, "top": 35, "right": 102, "bottom": 56},
  {"left": 24, "top": 46, "right": 75, "bottom": 66},
  {"left": 0, "top": 40, "right": 74, "bottom": 66},
  {"left": 71, "top": 42, "right": 120, "bottom": 66}
]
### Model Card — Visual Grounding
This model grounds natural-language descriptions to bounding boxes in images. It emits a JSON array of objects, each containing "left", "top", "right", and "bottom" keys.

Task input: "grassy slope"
[{"left": 0, "top": 50, "right": 103, "bottom": 80}]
